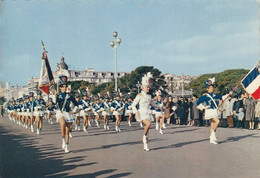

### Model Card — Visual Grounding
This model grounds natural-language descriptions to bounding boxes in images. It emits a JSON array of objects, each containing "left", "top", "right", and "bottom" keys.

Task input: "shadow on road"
[
  {"left": 152, "top": 138, "right": 209, "bottom": 151},
  {"left": 73, "top": 138, "right": 163, "bottom": 153},
  {"left": 0, "top": 125, "right": 99, "bottom": 177},
  {"left": 219, "top": 133, "right": 260, "bottom": 144}
]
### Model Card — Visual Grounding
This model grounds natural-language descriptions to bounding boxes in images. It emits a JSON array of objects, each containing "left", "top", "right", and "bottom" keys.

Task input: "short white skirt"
[
  {"left": 204, "top": 109, "right": 218, "bottom": 120},
  {"left": 135, "top": 109, "right": 154, "bottom": 122},
  {"left": 154, "top": 111, "right": 164, "bottom": 118},
  {"left": 125, "top": 110, "right": 133, "bottom": 116},
  {"left": 47, "top": 110, "right": 55, "bottom": 115},
  {"left": 113, "top": 111, "right": 124, "bottom": 116},
  {"left": 56, "top": 110, "right": 74, "bottom": 123},
  {"left": 34, "top": 111, "right": 45, "bottom": 117},
  {"left": 102, "top": 111, "right": 111, "bottom": 116}
]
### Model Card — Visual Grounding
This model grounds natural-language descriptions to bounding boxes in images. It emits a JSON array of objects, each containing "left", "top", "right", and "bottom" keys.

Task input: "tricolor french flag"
[{"left": 241, "top": 66, "right": 260, "bottom": 100}]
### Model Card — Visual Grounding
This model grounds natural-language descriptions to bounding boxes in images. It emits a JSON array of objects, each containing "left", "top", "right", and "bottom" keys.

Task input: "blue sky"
[{"left": 0, "top": 0, "right": 259, "bottom": 86}]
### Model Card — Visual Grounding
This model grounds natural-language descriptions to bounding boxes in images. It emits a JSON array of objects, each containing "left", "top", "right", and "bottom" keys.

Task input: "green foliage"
[
  {"left": 66, "top": 66, "right": 165, "bottom": 97},
  {"left": 190, "top": 69, "right": 249, "bottom": 97},
  {"left": 118, "top": 66, "right": 165, "bottom": 96}
]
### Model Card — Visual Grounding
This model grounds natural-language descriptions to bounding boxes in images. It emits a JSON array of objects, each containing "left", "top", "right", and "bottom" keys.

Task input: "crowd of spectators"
[{"left": 164, "top": 93, "right": 260, "bottom": 130}]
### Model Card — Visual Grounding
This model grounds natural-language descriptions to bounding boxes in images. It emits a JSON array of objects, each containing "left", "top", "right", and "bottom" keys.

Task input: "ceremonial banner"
[
  {"left": 39, "top": 49, "right": 54, "bottom": 95},
  {"left": 241, "top": 66, "right": 260, "bottom": 100}
]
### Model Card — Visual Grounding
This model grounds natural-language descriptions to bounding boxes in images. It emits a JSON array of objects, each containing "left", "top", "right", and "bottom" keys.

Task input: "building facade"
[
  {"left": 162, "top": 73, "right": 197, "bottom": 96},
  {"left": 55, "top": 57, "right": 128, "bottom": 84}
]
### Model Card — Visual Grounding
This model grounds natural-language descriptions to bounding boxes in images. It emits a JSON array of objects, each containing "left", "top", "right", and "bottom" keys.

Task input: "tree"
[{"left": 190, "top": 69, "right": 249, "bottom": 97}]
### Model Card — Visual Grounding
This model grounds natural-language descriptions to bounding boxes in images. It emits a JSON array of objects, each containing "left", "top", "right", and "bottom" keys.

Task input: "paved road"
[{"left": 0, "top": 115, "right": 259, "bottom": 178}]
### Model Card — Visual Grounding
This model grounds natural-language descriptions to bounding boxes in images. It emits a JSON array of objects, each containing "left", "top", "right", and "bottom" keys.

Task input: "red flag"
[
  {"left": 241, "top": 65, "right": 260, "bottom": 100},
  {"left": 38, "top": 42, "right": 54, "bottom": 95}
]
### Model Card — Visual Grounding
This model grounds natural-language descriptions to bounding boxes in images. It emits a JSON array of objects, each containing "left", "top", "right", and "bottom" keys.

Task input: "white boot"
[
  {"left": 210, "top": 138, "right": 218, "bottom": 144},
  {"left": 31, "top": 125, "right": 34, "bottom": 132},
  {"left": 210, "top": 132, "right": 218, "bottom": 144},
  {"left": 77, "top": 125, "right": 80, "bottom": 131},
  {"left": 88, "top": 120, "right": 91, "bottom": 127},
  {"left": 211, "top": 131, "right": 217, "bottom": 141},
  {"left": 69, "top": 132, "right": 73, "bottom": 138},
  {"left": 84, "top": 127, "right": 88, "bottom": 133},
  {"left": 62, "top": 138, "right": 66, "bottom": 149},
  {"left": 118, "top": 127, "right": 121, "bottom": 132},
  {"left": 128, "top": 121, "right": 132, "bottom": 127},
  {"left": 37, "top": 128, "right": 40, "bottom": 135},
  {"left": 25, "top": 124, "right": 28, "bottom": 129},
  {"left": 155, "top": 123, "right": 159, "bottom": 130},
  {"left": 140, "top": 122, "right": 143, "bottom": 128},
  {"left": 50, "top": 120, "right": 53, "bottom": 125},
  {"left": 159, "top": 128, "right": 163, "bottom": 134},
  {"left": 143, "top": 135, "right": 147, "bottom": 143},
  {"left": 64, "top": 144, "right": 70, "bottom": 153},
  {"left": 115, "top": 126, "right": 118, "bottom": 132},
  {"left": 104, "top": 124, "right": 107, "bottom": 130},
  {"left": 143, "top": 142, "right": 150, "bottom": 152},
  {"left": 106, "top": 125, "right": 110, "bottom": 130},
  {"left": 75, "top": 125, "right": 78, "bottom": 131},
  {"left": 162, "top": 123, "right": 166, "bottom": 129}
]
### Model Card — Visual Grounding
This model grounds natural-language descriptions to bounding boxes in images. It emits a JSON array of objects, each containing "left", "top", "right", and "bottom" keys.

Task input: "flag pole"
[
  {"left": 41, "top": 41, "right": 50, "bottom": 102},
  {"left": 218, "top": 80, "right": 241, "bottom": 109}
]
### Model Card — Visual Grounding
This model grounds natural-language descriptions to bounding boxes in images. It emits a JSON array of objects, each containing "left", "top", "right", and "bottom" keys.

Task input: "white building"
[
  {"left": 161, "top": 73, "right": 197, "bottom": 95},
  {"left": 56, "top": 57, "right": 128, "bottom": 84}
]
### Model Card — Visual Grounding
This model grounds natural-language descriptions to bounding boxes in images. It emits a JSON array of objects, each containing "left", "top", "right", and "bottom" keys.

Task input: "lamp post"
[
  {"left": 136, "top": 81, "right": 141, "bottom": 93},
  {"left": 110, "top": 31, "right": 121, "bottom": 92}
]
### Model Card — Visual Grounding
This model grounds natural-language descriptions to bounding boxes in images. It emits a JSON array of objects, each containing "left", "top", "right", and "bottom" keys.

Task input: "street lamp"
[
  {"left": 110, "top": 31, "right": 121, "bottom": 92},
  {"left": 136, "top": 81, "right": 141, "bottom": 93}
]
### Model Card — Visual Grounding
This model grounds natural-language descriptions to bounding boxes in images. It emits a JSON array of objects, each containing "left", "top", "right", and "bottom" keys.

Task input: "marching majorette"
[
  {"left": 33, "top": 90, "right": 46, "bottom": 135},
  {"left": 132, "top": 72, "right": 162, "bottom": 151},
  {"left": 55, "top": 76, "right": 79, "bottom": 153},
  {"left": 8, "top": 99, "right": 17, "bottom": 122},
  {"left": 16, "top": 98, "right": 23, "bottom": 126},
  {"left": 74, "top": 92, "right": 83, "bottom": 131},
  {"left": 47, "top": 98, "right": 56, "bottom": 125},
  {"left": 28, "top": 92, "right": 35, "bottom": 132},
  {"left": 111, "top": 92, "right": 125, "bottom": 132},
  {"left": 23, "top": 95, "right": 30, "bottom": 129},
  {"left": 124, "top": 96, "right": 133, "bottom": 127},
  {"left": 93, "top": 96, "right": 102, "bottom": 128},
  {"left": 81, "top": 90, "right": 92, "bottom": 133},
  {"left": 153, "top": 90, "right": 166, "bottom": 134},
  {"left": 101, "top": 94, "right": 111, "bottom": 130},
  {"left": 197, "top": 77, "right": 231, "bottom": 144}
]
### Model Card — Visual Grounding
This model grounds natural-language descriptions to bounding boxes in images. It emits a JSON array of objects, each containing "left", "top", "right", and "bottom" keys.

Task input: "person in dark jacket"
[{"left": 191, "top": 95, "right": 200, "bottom": 126}]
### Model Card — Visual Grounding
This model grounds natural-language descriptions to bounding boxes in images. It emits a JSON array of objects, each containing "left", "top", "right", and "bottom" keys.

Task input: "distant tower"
[{"left": 59, "top": 56, "right": 68, "bottom": 70}]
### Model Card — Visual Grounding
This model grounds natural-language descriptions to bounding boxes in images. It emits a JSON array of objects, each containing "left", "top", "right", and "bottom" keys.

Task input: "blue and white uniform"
[
  {"left": 101, "top": 100, "right": 111, "bottom": 116},
  {"left": 124, "top": 100, "right": 133, "bottom": 116},
  {"left": 93, "top": 101, "right": 103, "bottom": 116},
  {"left": 47, "top": 101, "right": 56, "bottom": 115},
  {"left": 197, "top": 93, "right": 226, "bottom": 120},
  {"left": 81, "top": 99, "right": 92, "bottom": 116},
  {"left": 56, "top": 92, "right": 78, "bottom": 123},
  {"left": 152, "top": 100, "right": 165, "bottom": 118},
  {"left": 33, "top": 98, "right": 46, "bottom": 117},
  {"left": 111, "top": 99, "right": 124, "bottom": 115}
]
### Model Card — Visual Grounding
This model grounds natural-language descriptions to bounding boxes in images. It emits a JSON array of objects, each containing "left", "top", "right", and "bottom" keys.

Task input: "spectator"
[
  {"left": 254, "top": 99, "right": 260, "bottom": 130},
  {"left": 220, "top": 95, "right": 233, "bottom": 128},
  {"left": 244, "top": 93, "right": 256, "bottom": 130},
  {"left": 233, "top": 95, "right": 244, "bottom": 128},
  {"left": 191, "top": 95, "right": 200, "bottom": 126}
]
